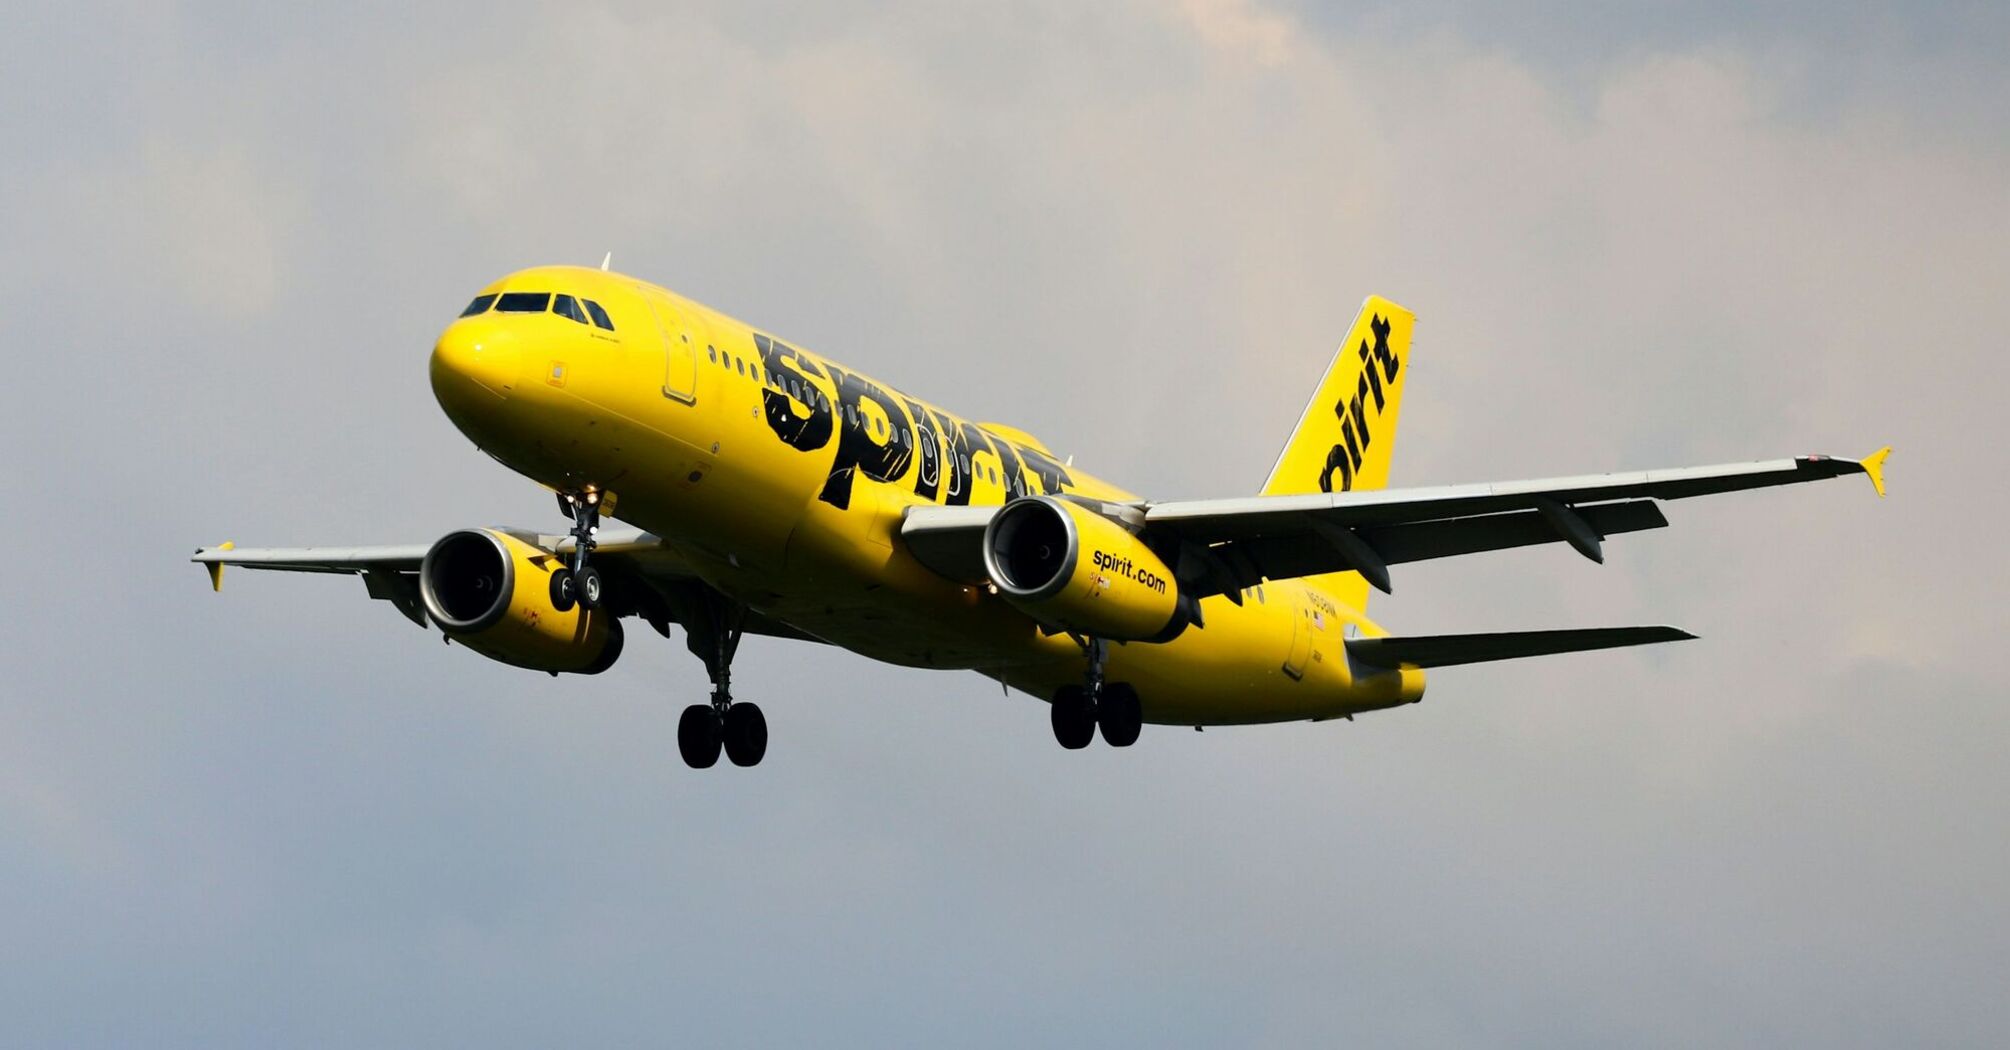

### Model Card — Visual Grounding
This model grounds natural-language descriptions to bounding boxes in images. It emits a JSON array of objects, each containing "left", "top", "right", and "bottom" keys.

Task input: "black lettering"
[
  {"left": 1013, "top": 443, "right": 1074, "bottom": 495},
  {"left": 818, "top": 364, "right": 913, "bottom": 509},
  {"left": 757, "top": 335, "right": 833, "bottom": 454},
  {"left": 1370, "top": 314, "right": 1398, "bottom": 383},
  {"left": 939, "top": 416, "right": 996, "bottom": 507},
  {"left": 900, "top": 397, "right": 941, "bottom": 501},
  {"left": 986, "top": 432, "right": 1027, "bottom": 497}
]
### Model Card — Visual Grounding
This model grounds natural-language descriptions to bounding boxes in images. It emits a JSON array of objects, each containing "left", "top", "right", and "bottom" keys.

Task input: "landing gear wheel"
[
  {"left": 1098, "top": 682, "right": 1142, "bottom": 748},
  {"left": 677, "top": 704, "right": 721, "bottom": 769},
  {"left": 1051, "top": 686, "right": 1095, "bottom": 750},
  {"left": 723, "top": 703, "right": 768, "bottom": 767},
  {"left": 556, "top": 490, "right": 604, "bottom": 611}
]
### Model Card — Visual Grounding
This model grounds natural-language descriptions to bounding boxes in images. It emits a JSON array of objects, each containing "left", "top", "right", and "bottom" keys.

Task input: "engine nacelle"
[
  {"left": 982, "top": 496, "right": 1188, "bottom": 642},
  {"left": 418, "top": 528, "right": 623, "bottom": 675}
]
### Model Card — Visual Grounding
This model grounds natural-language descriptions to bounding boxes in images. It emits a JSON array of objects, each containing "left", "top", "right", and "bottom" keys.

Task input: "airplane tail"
[{"left": 1260, "top": 295, "right": 1416, "bottom": 612}]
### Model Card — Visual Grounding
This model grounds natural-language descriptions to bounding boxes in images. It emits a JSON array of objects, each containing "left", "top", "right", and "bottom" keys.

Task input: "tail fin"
[{"left": 1261, "top": 295, "right": 1416, "bottom": 612}]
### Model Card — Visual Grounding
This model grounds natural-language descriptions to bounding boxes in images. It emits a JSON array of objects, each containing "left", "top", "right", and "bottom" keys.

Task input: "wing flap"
[
  {"left": 1346, "top": 625, "right": 1695, "bottom": 669},
  {"left": 1202, "top": 500, "right": 1669, "bottom": 595}
]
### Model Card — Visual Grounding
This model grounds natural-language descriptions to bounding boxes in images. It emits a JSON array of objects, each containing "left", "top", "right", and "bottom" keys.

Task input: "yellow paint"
[
  {"left": 429, "top": 266, "right": 1425, "bottom": 723},
  {"left": 1860, "top": 445, "right": 1892, "bottom": 498},
  {"left": 207, "top": 541, "right": 234, "bottom": 592},
  {"left": 989, "top": 498, "right": 1179, "bottom": 640},
  {"left": 442, "top": 530, "right": 620, "bottom": 674},
  {"left": 1261, "top": 296, "right": 1414, "bottom": 614}
]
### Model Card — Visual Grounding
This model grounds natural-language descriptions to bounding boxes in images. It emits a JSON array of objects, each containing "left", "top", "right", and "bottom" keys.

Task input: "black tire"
[
  {"left": 576, "top": 565, "right": 603, "bottom": 609},
  {"left": 1098, "top": 682, "right": 1143, "bottom": 748},
  {"left": 1051, "top": 685, "right": 1095, "bottom": 750},
  {"left": 549, "top": 568, "right": 577, "bottom": 613},
  {"left": 723, "top": 703, "right": 768, "bottom": 767},
  {"left": 677, "top": 704, "right": 721, "bottom": 769}
]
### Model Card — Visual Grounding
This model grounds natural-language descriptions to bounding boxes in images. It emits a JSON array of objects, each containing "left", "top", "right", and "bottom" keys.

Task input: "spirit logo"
[
  {"left": 1320, "top": 314, "right": 1400, "bottom": 493},
  {"left": 756, "top": 334, "right": 1073, "bottom": 510}
]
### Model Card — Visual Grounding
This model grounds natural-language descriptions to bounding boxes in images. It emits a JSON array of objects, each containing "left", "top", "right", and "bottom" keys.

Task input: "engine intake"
[
  {"left": 982, "top": 496, "right": 1189, "bottom": 642},
  {"left": 419, "top": 529, "right": 622, "bottom": 674}
]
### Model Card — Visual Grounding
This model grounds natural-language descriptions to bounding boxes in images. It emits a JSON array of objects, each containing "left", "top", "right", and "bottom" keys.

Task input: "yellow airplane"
[{"left": 193, "top": 264, "right": 1890, "bottom": 768}]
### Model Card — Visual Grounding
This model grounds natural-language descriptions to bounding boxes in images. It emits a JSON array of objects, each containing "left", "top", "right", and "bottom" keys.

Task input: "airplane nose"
[{"left": 430, "top": 322, "right": 520, "bottom": 400}]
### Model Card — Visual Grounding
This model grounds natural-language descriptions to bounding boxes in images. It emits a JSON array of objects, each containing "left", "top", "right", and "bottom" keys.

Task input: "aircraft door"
[
  {"left": 644, "top": 290, "right": 698, "bottom": 403},
  {"left": 1283, "top": 601, "right": 1313, "bottom": 680}
]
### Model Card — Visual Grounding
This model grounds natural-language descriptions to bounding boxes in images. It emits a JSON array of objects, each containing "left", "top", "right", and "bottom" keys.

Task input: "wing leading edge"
[
  {"left": 190, "top": 528, "right": 819, "bottom": 644},
  {"left": 898, "top": 449, "right": 1889, "bottom": 598},
  {"left": 1146, "top": 449, "right": 1889, "bottom": 599}
]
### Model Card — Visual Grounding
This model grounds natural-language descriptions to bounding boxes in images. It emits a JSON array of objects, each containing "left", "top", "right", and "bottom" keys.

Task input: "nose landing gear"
[
  {"left": 1050, "top": 637, "right": 1143, "bottom": 749},
  {"left": 548, "top": 490, "right": 605, "bottom": 612}
]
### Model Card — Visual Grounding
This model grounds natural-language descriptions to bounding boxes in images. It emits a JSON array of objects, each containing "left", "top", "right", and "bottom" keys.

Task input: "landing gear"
[
  {"left": 675, "top": 596, "right": 766, "bottom": 769},
  {"left": 1048, "top": 638, "right": 1144, "bottom": 749},
  {"left": 1098, "top": 682, "right": 1142, "bottom": 747},
  {"left": 1051, "top": 686, "right": 1095, "bottom": 749},
  {"left": 677, "top": 704, "right": 721, "bottom": 768},
  {"left": 549, "top": 490, "right": 605, "bottom": 611},
  {"left": 723, "top": 702, "right": 768, "bottom": 767}
]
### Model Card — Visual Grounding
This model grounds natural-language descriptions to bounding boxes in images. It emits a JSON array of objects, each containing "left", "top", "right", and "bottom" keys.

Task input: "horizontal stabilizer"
[{"left": 1346, "top": 625, "right": 1695, "bottom": 669}]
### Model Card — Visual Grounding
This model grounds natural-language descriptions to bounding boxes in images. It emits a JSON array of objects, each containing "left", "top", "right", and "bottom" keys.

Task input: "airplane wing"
[
  {"left": 902, "top": 448, "right": 1889, "bottom": 598},
  {"left": 191, "top": 527, "right": 819, "bottom": 643}
]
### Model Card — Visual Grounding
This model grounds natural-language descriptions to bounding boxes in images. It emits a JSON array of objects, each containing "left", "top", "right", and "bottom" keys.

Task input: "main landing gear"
[
  {"left": 676, "top": 601, "right": 767, "bottom": 769},
  {"left": 548, "top": 490, "right": 605, "bottom": 612},
  {"left": 1050, "top": 637, "right": 1142, "bottom": 750}
]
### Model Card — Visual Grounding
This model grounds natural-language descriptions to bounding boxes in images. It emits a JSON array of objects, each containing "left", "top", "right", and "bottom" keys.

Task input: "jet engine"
[
  {"left": 418, "top": 528, "right": 623, "bottom": 674},
  {"left": 982, "top": 496, "right": 1191, "bottom": 642}
]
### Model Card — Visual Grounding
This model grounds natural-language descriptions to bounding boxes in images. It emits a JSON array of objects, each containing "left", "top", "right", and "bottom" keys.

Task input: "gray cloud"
[{"left": 2, "top": 1, "right": 2004, "bottom": 1045}]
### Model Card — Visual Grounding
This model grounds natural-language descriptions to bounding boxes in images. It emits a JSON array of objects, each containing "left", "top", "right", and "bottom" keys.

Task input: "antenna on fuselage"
[{"left": 600, "top": 252, "right": 612, "bottom": 272}]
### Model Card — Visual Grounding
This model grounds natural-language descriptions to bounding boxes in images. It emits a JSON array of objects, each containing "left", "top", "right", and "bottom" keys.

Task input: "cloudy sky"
[{"left": 4, "top": 1, "right": 2006, "bottom": 1045}]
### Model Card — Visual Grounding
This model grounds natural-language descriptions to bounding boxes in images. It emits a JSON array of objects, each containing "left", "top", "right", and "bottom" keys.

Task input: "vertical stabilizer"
[{"left": 1260, "top": 296, "right": 1415, "bottom": 612}]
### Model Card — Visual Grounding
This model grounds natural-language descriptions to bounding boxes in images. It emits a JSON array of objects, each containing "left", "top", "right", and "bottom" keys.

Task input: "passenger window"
[
  {"left": 553, "top": 294, "right": 587, "bottom": 324},
  {"left": 460, "top": 294, "right": 497, "bottom": 317},
  {"left": 495, "top": 292, "right": 551, "bottom": 313},
  {"left": 708, "top": 346, "right": 718, "bottom": 364},
  {"left": 583, "top": 299, "right": 615, "bottom": 330},
  {"left": 735, "top": 358, "right": 744, "bottom": 376}
]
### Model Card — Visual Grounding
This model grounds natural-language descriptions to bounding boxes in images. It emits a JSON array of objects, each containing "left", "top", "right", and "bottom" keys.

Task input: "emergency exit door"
[{"left": 644, "top": 291, "right": 698, "bottom": 403}]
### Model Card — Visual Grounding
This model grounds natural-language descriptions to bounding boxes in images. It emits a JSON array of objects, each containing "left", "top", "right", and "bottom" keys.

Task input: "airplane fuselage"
[{"left": 430, "top": 266, "right": 1423, "bottom": 725}]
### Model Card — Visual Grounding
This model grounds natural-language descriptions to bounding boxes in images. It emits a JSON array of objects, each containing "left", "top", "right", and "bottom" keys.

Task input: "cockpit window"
[
  {"left": 583, "top": 299, "right": 615, "bottom": 331},
  {"left": 460, "top": 294, "right": 497, "bottom": 317},
  {"left": 553, "top": 294, "right": 588, "bottom": 324},
  {"left": 495, "top": 292, "right": 552, "bottom": 313}
]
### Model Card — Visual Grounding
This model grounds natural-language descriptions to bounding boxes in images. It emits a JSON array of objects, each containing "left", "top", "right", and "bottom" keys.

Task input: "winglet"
[
  {"left": 204, "top": 541, "right": 234, "bottom": 591},
  {"left": 1859, "top": 446, "right": 1892, "bottom": 498}
]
